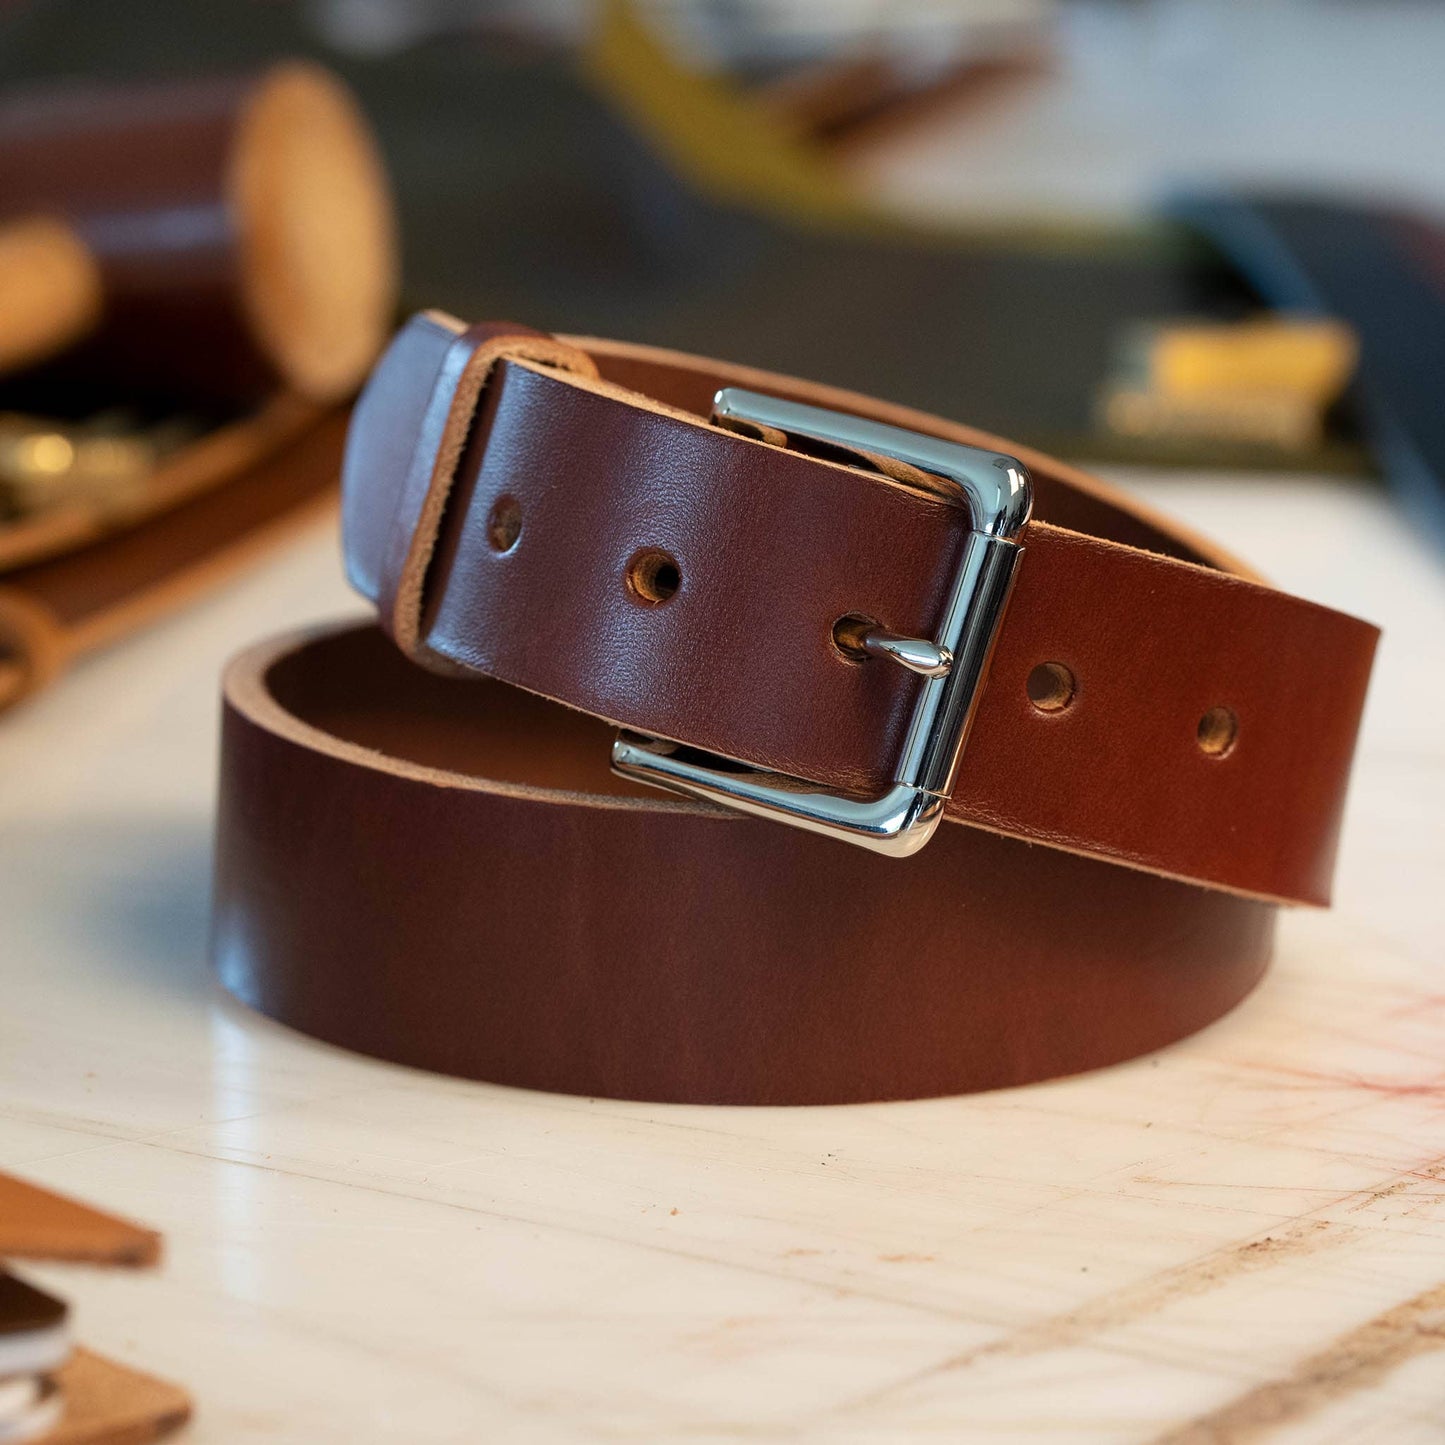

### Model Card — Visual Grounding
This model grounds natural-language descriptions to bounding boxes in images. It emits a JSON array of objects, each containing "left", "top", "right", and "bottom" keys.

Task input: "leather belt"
[{"left": 211, "top": 312, "right": 1379, "bottom": 1104}]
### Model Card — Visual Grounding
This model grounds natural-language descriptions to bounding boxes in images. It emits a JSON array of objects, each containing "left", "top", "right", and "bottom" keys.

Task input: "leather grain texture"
[
  {"left": 210, "top": 316, "right": 1378, "bottom": 1104},
  {"left": 342, "top": 314, "right": 1379, "bottom": 905},
  {"left": 214, "top": 623, "right": 1275, "bottom": 1105}
]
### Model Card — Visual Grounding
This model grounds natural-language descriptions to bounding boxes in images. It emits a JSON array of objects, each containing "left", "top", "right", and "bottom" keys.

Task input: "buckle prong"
[
  {"left": 857, "top": 627, "right": 953, "bottom": 678},
  {"left": 610, "top": 388, "right": 1033, "bottom": 857}
]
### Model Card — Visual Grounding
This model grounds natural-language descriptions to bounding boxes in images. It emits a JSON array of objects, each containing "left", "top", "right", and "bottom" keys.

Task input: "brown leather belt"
[{"left": 212, "top": 312, "right": 1379, "bottom": 1104}]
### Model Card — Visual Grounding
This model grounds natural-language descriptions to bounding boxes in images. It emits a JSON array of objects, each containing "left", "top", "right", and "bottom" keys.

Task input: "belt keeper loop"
[{"left": 376, "top": 316, "right": 597, "bottom": 661}]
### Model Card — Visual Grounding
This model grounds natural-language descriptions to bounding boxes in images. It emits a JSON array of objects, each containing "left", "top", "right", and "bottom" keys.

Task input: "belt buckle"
[{"left": 611, "top": 389, "right": 1033, "bottom": 857}]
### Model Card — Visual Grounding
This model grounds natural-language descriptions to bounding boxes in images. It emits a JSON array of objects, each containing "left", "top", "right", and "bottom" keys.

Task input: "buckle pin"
[{"left": 856, "top": 627, "right": 953, "bottom": 678}]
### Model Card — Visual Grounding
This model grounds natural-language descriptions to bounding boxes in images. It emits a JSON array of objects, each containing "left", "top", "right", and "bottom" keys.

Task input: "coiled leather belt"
[{"left": 211, "top": 313, "right": 1378, "bottom": 1104}]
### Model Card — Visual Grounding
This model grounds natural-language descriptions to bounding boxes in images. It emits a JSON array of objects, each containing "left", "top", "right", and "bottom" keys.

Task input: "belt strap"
[
  {"left": 214, "top": 621, "right": 1276, "bottom": 1103},
  {"left": 342, "top": 311, "right": 1377, "bottom": 905},
  {"left": 210, "top": 313, "right": 1378, "bottom": 1104}
]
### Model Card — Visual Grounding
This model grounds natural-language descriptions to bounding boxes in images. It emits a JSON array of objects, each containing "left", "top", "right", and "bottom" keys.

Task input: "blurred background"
[
  {"left": 0, "top": 0, "right": 1442, "bottom": 707},
  {"left": 3, "top": 13, "right": 1445, "bottom": 1444}
]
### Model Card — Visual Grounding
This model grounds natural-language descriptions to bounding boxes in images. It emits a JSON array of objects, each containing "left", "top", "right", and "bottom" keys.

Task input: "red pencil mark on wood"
[
  {"left": 1239, "top": 1061, "right": 1445, "bottom": 1096},
  {"left": 1345, "top": 1159, "right": 1445, "bottom": 1214},
  {"left": 1385, "top": 991, "right": 1445, "bottom": 1020}
]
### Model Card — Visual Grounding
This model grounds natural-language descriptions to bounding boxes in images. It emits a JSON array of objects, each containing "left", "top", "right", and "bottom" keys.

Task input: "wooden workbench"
[{"left": 1, "top": 471, "right": 1441, "bottom": 1443}]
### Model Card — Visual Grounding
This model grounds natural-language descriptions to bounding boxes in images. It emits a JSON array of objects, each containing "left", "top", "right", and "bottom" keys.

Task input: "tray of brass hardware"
[{"left": 0, "top": 396, "right": 322, "bottom": 574}]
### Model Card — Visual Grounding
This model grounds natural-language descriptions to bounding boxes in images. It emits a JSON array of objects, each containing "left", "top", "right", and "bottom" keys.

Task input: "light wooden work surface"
[{"left": 1, "top": 473, "right": 1442, "bottom": 1444}]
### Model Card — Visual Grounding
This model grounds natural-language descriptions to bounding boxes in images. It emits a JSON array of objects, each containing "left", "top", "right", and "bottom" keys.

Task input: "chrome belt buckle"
[{"left": 611, "top": 389, "right": 1033, "bottom": 857}]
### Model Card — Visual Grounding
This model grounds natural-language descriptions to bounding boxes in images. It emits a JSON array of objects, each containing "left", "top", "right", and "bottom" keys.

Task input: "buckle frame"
[{"left": 610, "top": 388, "right": 1033, "bottom": 857}]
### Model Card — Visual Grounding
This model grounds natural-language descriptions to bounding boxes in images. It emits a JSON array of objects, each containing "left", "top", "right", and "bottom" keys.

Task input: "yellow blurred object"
[
  {"left": 1144, "top": 317, "right": 1358, "bottom": 403},
  {"left": 582, "top": 0, "right": 1130, "bottom": 255},
  {"left": 1098, "top": 315, "right": 1359, "bottom": 452},
  {"left": 584, "top": 0, "right": 863, "bottom": 229},
  {"left": 0, "top": 216, "right": 103, "bottom": 376},
  {"left": 1102, "top": 388, "right": 1327, "bottom": 451}
]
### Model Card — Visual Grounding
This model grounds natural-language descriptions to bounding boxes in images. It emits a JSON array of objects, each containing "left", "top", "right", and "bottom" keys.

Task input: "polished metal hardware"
[
  {"left": 610, "top": 388, "right": 1033, "bottom": 857},
  {"left": 0, "top": 410, "right": 194, "bottom": 521},
  {"left": 854, "top": 627, "right": 952, "bottom": 678}
]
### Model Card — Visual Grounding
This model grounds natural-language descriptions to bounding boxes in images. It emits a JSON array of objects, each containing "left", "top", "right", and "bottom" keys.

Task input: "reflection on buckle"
[{"left": 611, "top": 388, "right": 1032, "bottom": 857}]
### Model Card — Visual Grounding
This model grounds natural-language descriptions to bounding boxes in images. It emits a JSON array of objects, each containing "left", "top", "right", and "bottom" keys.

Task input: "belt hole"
[
  {"left": 1027, "top": 661, "right": 1075, "bottom": 713},
  {"left": 487, "top": 495, "right": 522, "bottom": 553},
  {"left": 831, "top": 613, "right": 877, "bottom": 662},
  {"left": 626, "top": 548, "right": 681, "bottom": 605},
  {"left": 1197, "top": 705, "right": 1238, "bottom": 758}
]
